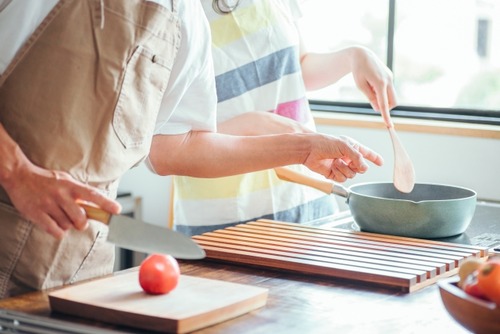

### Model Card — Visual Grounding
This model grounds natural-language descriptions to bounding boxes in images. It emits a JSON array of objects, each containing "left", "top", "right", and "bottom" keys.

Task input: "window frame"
[
  {"left": 310, "top": 101, "right": 500, "bottom": 126},
  {"left": 310, "top": 0, "right": 500, "bottom": 126}
]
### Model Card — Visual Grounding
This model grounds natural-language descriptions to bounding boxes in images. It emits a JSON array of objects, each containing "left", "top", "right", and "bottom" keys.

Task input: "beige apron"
[{"left": 0, "top": 0, "right": 180, "bottom": 298}]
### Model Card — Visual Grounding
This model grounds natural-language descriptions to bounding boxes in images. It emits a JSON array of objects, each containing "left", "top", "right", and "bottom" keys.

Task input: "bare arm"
[
  {"left": 299, "top": 44, "right": 352, "bottom": 91},
  {"left": 217, "top": 111, "right": 313, "bottom": 136},
  {"left": 0, "top": 123, "right": 121, "bottom": 239},
  {"left": 298, "top": 31, "right": 397, "bottom": 114},
  {"left": 149, "top": 130, "right": 383, "bottom": 181}
]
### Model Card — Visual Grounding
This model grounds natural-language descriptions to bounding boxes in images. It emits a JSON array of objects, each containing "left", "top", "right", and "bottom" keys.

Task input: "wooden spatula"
[{"left": 380, "top": 107, "right": 415, "bottom": 193}]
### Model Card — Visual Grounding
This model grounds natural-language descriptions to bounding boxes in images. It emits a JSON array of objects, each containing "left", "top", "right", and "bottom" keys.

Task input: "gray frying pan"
[{"left": 274, "top": 167, "right": 477, "bottom": 239}]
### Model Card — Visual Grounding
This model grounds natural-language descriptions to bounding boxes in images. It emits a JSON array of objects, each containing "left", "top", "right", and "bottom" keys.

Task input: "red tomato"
[
  {"left": 139, "top": 254, "right": 180, "bottom": 295},
  {"left": 477, "top": 259, "right": 500, "bottom": 304},
  {"left": 462, "top": 271, "right": 487, "bottom": 300}
]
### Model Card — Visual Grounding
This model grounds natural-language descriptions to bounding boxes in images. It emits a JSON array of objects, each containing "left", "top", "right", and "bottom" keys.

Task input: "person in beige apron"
[
  {"left": 0, "top": 0, "right": 181, "bottom": 298},
  {"left": 0, "top": 0, "right": 385, "bottom": 299}
]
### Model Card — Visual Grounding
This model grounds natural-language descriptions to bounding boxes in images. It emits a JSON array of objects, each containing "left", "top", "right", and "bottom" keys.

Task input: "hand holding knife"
[{"left": 79, "top": 201, "right": 205, "bottom": 260}]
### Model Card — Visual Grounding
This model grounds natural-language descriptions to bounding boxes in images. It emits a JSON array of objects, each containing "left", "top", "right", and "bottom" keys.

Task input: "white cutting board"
[{"left": 49, "top": 271, "right": 268, "bottom": 333}]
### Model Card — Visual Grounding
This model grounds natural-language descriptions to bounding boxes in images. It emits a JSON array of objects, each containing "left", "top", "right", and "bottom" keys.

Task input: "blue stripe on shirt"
[{"left": 215, "top": 46, "right": 300, "bottom": 103}]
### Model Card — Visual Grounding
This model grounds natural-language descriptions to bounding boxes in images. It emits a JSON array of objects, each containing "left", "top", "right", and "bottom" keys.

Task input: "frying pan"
[{"left": 274, "top": 167, "right": 477, "bottom": 239}]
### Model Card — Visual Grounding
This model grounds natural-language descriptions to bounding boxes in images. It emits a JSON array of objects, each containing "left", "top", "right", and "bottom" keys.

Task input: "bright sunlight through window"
[{"left": 299, "top": 0, "right": 500, "bottom": 114}]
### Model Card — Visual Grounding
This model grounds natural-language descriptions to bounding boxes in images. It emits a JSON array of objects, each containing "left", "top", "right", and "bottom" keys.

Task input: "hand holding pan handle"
[{"left": 274, "top": 167, "right": 349, "bottom": 198}]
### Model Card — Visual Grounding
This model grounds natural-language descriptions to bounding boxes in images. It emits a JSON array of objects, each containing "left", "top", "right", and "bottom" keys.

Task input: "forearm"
[
  {"left": 300, "top": 47, "right": 357, "bottom": 91},
  {"left": 0, "top": 122, "right": 28, "bottom": 188},
  {"left": 149, "top": 131, "right": 312, "bottom": 177},
  {"left": 301, "top": 45, "right": 396, "bottom": 113},
  {"left": 301, "top": 48, "right": 353, "bottom": 90},
  {"left": 217, "top": 111, "right": 313, "bottom": 136}
]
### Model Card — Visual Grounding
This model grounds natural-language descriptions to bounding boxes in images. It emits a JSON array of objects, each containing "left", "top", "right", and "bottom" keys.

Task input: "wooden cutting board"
[
  {"left": 193, "top": 219, "right": 489, "bottom": 293},
  {"left": 49, "top": 270, "right": 268, "bottom": 333}
]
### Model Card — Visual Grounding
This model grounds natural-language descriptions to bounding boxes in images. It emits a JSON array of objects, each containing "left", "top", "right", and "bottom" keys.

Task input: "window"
[
  {"left": 477, "top": 18, "right": 490, "bottom": 58},
  {"left": 299, "top": 0, "right": 500, "bottom": 124}
]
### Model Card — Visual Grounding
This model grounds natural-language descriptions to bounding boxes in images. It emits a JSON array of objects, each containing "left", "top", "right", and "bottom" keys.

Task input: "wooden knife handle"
[
  {"left": 78, "top": 202, "right": 111, "bottom": 225},
  {"left": 274, "top": 167, "right": 334, "bottom": 195}
]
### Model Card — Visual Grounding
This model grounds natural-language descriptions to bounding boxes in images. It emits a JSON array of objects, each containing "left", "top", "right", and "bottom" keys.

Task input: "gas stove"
[{"left": 306, "top": 200, "right": 500, "bottom": 255}]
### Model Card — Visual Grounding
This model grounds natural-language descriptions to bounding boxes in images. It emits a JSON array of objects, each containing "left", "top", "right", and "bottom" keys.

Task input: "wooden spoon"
[{"left": 380, "top": 107, "right": 415, "bottom": 193}]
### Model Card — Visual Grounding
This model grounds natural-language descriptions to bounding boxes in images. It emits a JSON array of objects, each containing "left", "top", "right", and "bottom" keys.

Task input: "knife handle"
[{"left": 79, "top": 202, "right": 111, "bottom": 225}]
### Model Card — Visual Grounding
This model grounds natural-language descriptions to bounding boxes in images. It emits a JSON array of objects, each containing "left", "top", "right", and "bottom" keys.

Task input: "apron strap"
[
  {"left": 0, "top": 0, "right": 69, "bottom": 87},
  {"left": 93, "top": 0, "right": 105, "bottom": 30},
  {"left": 0, "top": 0, "right": 13, "bottom": 12}
]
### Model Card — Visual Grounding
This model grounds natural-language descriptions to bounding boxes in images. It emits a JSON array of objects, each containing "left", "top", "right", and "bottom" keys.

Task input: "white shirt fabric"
[
  {"left": 0, "top": 0, "right": 217, "bottom": 136},
  {"left": 172, "top": 0, "right": 337, "bottom": 236}
]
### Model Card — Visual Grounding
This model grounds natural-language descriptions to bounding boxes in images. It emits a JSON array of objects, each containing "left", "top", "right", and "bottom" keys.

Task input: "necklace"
[{"left": 212, "top": 0, "right": 240, "bottom": 14}]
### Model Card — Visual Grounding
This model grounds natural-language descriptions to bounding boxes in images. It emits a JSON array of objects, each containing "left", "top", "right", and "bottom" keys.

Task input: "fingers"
[
  {"left": 30, "top": 169, "right": 120, "bottom": 236},
  {"left": 351, "top": 48, "right": 398, "bottom": 121},
  {"left": 48, "top": 206, "right": 74, "bottom": 231},
  {"left": 60, "top": 199, "right": 89, "bottom": 231},
  {"left": 43, "top": 173, "right": 88, "bottom": 232},
  {"left": 355, "top": 75, "right": 397, "bottom": 127},
  {"left": 318, "top": 136, "right": 383, "bottom": 183},
  {"left": 38, "top": 214, "right": 66, "bottom": 240},
  {"left": 357, "top": 142, "right": 384, "bottom": 166},
  {"left": 41, "top": 185, "right": 119, "bottom": 237},
  {"left": 86, "top": 192, "right": 122, "bottom": 215},
  {"left": 347, "top": 144, "right": 369, "bottom": 171},
  {"left": 341, "top": 135, "right": 384, "bottom": 167},
  {"left": 70, "top": 187, "right": 121, "bottom": 229},
  {"left": 377, "top": 86, "right": 390, "bottom": 119},
  {"left": 330, "top": 159, "right": 356, "bottom": 182},
  {"left": 387, "top": 83, "right": 398, "bottom": 110},
  {"left": 355, "top": 77, "right": 378, "bottom": 109},
  {"left": 338, "top": 136, "right": 371, "bottom": 172}
]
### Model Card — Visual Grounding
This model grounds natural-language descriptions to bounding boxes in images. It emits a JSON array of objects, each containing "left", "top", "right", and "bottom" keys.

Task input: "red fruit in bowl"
[
  {"left": 462, "top": 271, "right": 487, "bottom": 300},
  {"left": 477, "top": 259, "right": 500, "bottom": 304}
]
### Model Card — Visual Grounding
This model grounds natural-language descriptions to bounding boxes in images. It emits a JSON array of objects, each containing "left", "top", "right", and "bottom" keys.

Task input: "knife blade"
[{"left": 79, "top": 203, "right": 205, "bottom": 260}]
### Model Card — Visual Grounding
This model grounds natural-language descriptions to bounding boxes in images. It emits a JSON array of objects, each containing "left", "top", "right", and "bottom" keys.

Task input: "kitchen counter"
[{"left": 0, "top": 260, "right": 470, "bottom": 334}]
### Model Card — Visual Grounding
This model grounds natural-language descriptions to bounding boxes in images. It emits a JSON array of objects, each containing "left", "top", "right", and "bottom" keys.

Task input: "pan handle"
[{"left": 274, "top": 167, "right": 349, "bottom": 198}]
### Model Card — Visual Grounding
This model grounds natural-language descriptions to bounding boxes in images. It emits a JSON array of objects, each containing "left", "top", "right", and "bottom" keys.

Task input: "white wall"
[
  {"left": 118, "top": 164, "right": 171, "bottom": 227},
  {"left": 118, "top": 126, "right": 500, "bottom": 226}
]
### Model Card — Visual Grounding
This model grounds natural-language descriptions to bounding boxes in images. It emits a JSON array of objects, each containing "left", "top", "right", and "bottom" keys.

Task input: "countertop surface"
[
  {"left": 2, "top": 202, "right": 499, "bottom": 332},
  {"left": 0, "top": 259, "right": 471, "bottom": 334},
  {"left": 4, "top": 202, "right": 499, "bottom": 333}
]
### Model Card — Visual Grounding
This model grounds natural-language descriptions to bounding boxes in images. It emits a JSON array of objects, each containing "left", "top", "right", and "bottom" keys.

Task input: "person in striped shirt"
[{"left": 171, "top": 0, "right": 396, "bottom": 236}]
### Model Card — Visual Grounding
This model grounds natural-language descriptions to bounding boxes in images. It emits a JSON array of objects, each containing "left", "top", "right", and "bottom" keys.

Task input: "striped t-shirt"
[{"left": 172, "top": 0, "right": 337, "bottom": 236}]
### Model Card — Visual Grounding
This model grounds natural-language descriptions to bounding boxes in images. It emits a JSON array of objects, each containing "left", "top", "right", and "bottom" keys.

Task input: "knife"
[{"left": 79, "top": 202, "right": 206, "bottom": 260}]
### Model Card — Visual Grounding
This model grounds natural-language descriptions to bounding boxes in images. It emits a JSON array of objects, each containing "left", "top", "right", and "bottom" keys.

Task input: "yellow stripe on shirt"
[
  {"left": 174, "top": 169, "right": 282, "bottom": 200},
  {"left": 210, "top": 0, "right": 278, "bottom": 47}
]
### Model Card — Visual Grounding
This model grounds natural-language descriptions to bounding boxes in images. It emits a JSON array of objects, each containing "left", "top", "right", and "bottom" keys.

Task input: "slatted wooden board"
[{"left": 192, "top": 219, "right": 489, "bottom": 293}]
